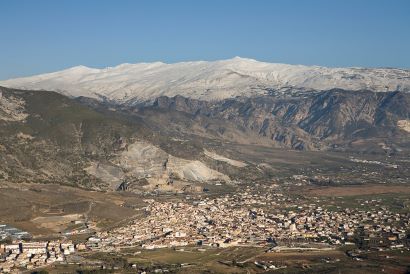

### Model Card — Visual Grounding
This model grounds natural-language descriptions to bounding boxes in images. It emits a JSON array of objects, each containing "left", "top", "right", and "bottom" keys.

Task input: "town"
[
  {"left": 89, "top": 186, "right": 410, "bottom": 251},
  {"left": 0, "top": 238, "right": 81, "bottom": 272},
  {"left": 1, "top": 185, "right": 409, "bottom": 273}
]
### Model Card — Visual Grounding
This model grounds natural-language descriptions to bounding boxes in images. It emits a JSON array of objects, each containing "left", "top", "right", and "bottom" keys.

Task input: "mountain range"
[
  {"left": 1, "top": 57, "right": 409, "bottom": 104},
  {"left": 0, "top": 58, "right": 409, "bottom": 190}
]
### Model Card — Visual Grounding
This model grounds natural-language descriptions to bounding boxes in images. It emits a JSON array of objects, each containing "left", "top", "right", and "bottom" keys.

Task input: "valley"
[
  {"left": 1, "top": 0, "right": 409, "bottom": 272},
  {"left": 0, "top": 61, "right": 409, "bottom": 273}
]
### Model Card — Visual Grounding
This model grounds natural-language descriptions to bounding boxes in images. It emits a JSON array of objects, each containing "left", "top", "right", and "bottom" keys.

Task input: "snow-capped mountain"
[{"left": 1, "top": 57, "right": 409, "bottom": 103}]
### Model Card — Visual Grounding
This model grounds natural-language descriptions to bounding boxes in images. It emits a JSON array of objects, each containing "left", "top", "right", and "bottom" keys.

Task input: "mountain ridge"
[
  {"left": 1, "top": 86, "right": 409, "bottom": 192},
  {"left": 148, "top": 89, "right": 410, "bottom": 153},
  {"left": 1, "top": 57, "right": 409, "bottom": 104}
]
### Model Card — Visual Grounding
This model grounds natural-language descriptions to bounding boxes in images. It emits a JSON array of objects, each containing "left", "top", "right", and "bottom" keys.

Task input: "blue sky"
[{"left": 0, "top": 0, "right": 409, "bottom": 80}]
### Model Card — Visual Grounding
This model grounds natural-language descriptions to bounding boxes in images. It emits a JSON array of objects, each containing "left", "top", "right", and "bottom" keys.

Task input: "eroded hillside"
[{"left": 0, "top": 87, "right": 233, "bottom": 190}]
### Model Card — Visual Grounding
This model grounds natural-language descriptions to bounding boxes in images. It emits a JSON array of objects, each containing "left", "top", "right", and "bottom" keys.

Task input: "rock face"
[
  {"left": 115, "top": 141, "right": 228, "bottom": 187},
  {"left": 149, "top": 89, "right": 410, "bottom": 152},
  {"left": 397, "top": 120, "right": 410, "bottom": 133},
  {"left": 1, "top": 57, "right": 409, "bottom": 103},
  {"left": 0, "top": 91, "right": 28, "bottom": 122},
  {"left": 83, "top": 141, "right": 229, "bottom": 191}
]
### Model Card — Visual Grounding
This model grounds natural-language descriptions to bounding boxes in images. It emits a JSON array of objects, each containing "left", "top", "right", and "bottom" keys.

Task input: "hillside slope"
[{"left": 0, "top": 87, "right": 234, "bottom": 190}]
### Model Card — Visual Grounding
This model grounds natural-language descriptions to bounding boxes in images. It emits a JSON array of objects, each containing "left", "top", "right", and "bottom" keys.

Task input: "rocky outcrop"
[
  {"left": 0, "top": 88, "right": 28, "bottom": 122},
  {"left": 149, "top": 90, "right": 410, "bottom": 152}
]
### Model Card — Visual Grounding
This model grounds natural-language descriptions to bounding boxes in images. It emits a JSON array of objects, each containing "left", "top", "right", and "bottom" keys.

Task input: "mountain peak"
[
  {"left": 64, "top": 65, "right": 99, "bottom": 73},
  {"left": 228, "top": 56, "right": 258, "bottom": 62}
]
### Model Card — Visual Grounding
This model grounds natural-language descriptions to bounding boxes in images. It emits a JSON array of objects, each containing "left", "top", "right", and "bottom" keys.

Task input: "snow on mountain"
[{"left": 1, "top": 57, "right": 409, "bottom": 103}]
